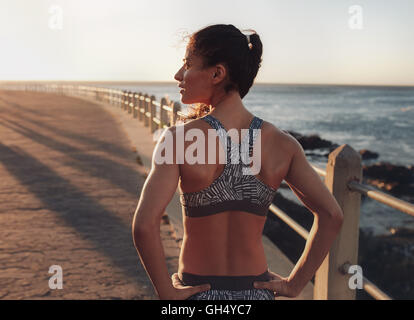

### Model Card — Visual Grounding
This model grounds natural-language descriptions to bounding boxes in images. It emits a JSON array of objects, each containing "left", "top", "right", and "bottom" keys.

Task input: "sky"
[{"left": 1, "top": 0, "right": 413, "bottom": 86}]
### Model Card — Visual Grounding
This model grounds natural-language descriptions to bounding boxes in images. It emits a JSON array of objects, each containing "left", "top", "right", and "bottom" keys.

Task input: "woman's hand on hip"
[
  {"left": 253, "top": 269, "right": 298, "bottom": 298},
  {"left": 165, "top": 273, "right": 211, "bottom": 300}
]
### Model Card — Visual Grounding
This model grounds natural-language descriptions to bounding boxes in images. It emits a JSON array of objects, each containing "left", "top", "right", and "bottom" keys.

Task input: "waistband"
[{"left": 179, "top": 270, "right": 271, "bottom": 291}]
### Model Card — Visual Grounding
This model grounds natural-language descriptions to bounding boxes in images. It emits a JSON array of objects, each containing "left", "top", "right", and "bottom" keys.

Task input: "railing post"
[
  {"left": 143, "top": 94, "right": 149, "bottom": 127},
  {"left": 132, "top": 93, "right": 138, "bottom": 118},
  {"left": 124, "top": 91, "right": 129, "bottom": 111},
  {"left": 171, "top": 101, "right": 181, "bottom": 126},
  {"left": 149, "top": 95, "right": 157, "bottom": 133},
  {"left": 118, "top": 90, "right": 122, "bottom": 108},
  {"left": 138, "top": 94, "right": 143, "bottom": 121},
  {"left": 127, "top": 91, "right": 130, "bottom": 110},
  {"left": 128, "top": 91, "right": 133, "bottom": 114},
  {"left": 104, "top": 88, "right": 108, "bottom": 103},
  {"left": 123, "top": 90, "right": 127, "bottom": 110},
  {"left": 137, "top": 92, "right": 142, "bottom": 119},
  {"left": 314, "top": 144, "right": 362, "bottom": 300},
  {"left": 160, "top": 97, "right": 168, "bottom": 129}
]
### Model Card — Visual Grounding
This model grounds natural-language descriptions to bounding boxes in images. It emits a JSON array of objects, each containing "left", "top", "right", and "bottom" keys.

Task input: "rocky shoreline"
[
  {"left": 284, "top": 129, "right": 414, "bottom": 202},
  {"left": 264, "top": 130, "right": 414, "bottom": 300},
  {"left": 284, "top": 129, "right": 414, "bottom": 217}
]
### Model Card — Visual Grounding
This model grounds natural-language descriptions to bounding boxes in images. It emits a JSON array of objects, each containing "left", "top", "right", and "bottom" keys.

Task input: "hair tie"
[
  {"left": 241, "top": 29, "right": 256, "bottom": 51},
  {"left": 246, "top": 34, "right": 253, "bottom": 50}
]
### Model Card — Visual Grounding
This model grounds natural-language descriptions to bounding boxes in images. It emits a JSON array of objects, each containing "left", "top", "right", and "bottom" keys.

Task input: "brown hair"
[{"left": 180, "top": 24, "right": 263, "bottom": 122}]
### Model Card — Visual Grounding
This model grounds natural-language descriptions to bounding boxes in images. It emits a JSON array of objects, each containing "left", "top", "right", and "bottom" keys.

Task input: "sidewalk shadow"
[
  {"left": 0, "top": 118, "right": 142, "bottom": 197},
  {"left": 0, "top": 95, "right": 132, "bottom": 159},
  {"left": 0, "top": 142, "right": 146, "bottom": 282}
]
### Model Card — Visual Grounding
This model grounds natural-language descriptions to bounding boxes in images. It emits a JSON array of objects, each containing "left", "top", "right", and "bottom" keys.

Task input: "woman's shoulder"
[
  {"left": 162, "top": 118, "right": 212, "bottom": 147},
  {"left": 260, "top": 120, "right": 299, "bottom": 155}
]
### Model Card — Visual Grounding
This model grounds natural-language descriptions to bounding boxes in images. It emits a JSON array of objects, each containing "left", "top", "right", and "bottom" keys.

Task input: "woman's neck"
[{"left": 208, "top": 91, "right": 252, "bottom": 126}]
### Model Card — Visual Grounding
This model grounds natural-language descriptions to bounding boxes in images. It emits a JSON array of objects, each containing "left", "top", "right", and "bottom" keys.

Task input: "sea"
[{"left": 94, "top": 82, "right": 414, "bottom": 236}]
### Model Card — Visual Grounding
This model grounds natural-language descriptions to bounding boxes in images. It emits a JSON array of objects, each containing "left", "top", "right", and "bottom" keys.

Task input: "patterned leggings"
[{"left": 186, "top": 288, "right": 275, "bottom": 300}]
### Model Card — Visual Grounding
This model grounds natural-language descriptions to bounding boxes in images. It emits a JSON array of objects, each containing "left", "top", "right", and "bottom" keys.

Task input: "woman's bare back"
[{"left": 176, "top": 117, "right": 294, "bottom": 276}]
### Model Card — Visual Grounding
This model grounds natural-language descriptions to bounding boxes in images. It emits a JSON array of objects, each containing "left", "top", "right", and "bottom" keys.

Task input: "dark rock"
[
  {"left": 363, "top": 162, "right": 414, "bottom": 184},
  {"left": 282, "top": 129, "right": 413, "bottom": 198},
  {"left": 298, "top": 134, "right": 333, "bottom": 150},
  {"left": 359, "top": 149, "right": 379, "bottom": 160},
  {"left": 357, "top": 228, "right": 414, "bottom": 299}
]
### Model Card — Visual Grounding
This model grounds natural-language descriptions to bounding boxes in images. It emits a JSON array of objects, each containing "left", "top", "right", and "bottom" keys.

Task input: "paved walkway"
[{"left": 0, "top": 90, "right": 180, "bottom": 299}]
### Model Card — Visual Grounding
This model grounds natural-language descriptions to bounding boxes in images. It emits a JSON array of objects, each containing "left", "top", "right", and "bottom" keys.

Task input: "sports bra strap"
[
  {"left": 201, "top": 114, "right": 263, "bottom": 163},
  {"left": 246, "top": 116, "right": 263, "bottom": 151},
  {"left": 201, "top": 115, "right": 231, "bottom": 161}
]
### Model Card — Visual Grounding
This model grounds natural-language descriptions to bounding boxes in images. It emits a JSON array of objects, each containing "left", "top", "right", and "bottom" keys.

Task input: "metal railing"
[{"left": 269, "top": 158, "right": 414, "bottom": 300}]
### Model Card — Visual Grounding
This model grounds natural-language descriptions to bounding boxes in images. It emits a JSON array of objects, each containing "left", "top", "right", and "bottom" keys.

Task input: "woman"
[{"left": 132, "top": 24, "right": 344, "bottom": 300}]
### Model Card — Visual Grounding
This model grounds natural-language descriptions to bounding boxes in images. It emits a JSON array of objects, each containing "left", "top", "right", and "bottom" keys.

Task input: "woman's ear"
[{"left": 212, "top": 63, "right": 227, "bottom": 83}]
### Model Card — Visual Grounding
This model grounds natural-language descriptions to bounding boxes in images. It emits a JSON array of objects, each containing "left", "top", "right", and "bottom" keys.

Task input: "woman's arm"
[
  {"left": 255, "top": 134, "right": 344, "bottom": 297},
  {"left": 284, "top": 135, "right": 344, "bottom": 296},
  {"left": 132, "top": 126, "right": 180, "bottom": 299}
]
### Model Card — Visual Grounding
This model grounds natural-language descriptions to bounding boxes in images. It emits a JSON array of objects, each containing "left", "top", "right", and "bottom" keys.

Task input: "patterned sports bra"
[{"left": 179, "top": 114, "right": 277, "bottom": 218}]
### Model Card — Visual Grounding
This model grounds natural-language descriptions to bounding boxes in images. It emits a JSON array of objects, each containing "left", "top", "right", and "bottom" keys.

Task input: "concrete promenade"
[
  {"left": 0, "top": 90, "right": 180, "bottom": 299},
  {"left": 0, "top": 89, "right": 313, "bottom": 300}
]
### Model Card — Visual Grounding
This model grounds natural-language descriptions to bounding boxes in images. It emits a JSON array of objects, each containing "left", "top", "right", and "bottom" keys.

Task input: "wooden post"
[
  {"left": 125, "top": 91, "right": 129, "bottom": 111},
  {"left": 104, "top": 88, "right": 108, "bottom": 103},
  {"left": 131, "top": 92, "right": 135, "bottom": 113},
  {"left": 137, "top": 94, "right": 143, "bottom": 121},
  {"left": 120, "top": 90, "right": 124, "bottom": 109},
  {"left": 143, "top": 94, "right": 149, "bottom": 127},
  {"left": 160, "top": 97, "right": 167, "bottom": 129},
  {"left": 128, "top": 92, "right": 132, "bottom": 114},
  {"left": 171, "top": 101, "right": 181, "bottom": 126},
  {"left": 149, "top": 95, "right": 157, "bottom": 133},
  {"left": 132, "top": 93, "right": 138, "bottom": 118},
  {"left": 313, "top": 144, "right": 362, "bottom": 300},
  {"left": 163, "top": 96, "right": 171, "bottom": 126},
  {"left": 136, "top": 92, "right": 142, "bottom": 120},
  {"left": 118, "top": 90, "right": 122, "bottom": 108}
]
